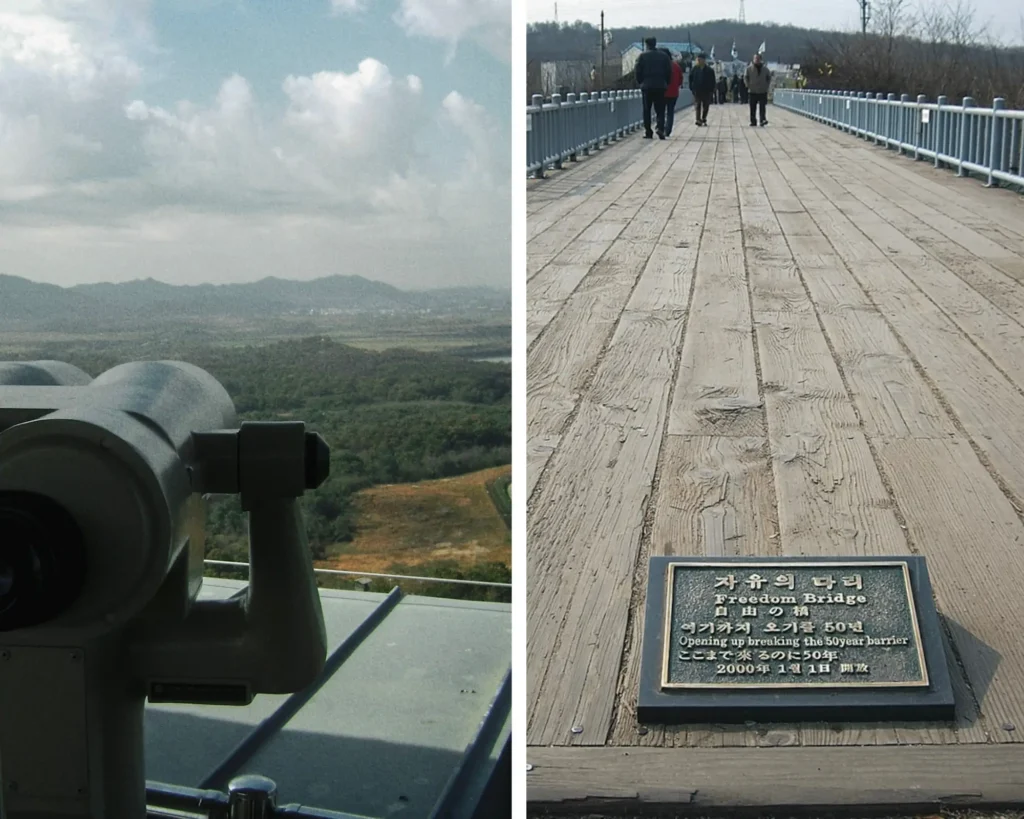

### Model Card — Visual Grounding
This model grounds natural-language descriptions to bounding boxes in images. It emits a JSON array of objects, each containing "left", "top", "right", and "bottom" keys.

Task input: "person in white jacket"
[{"left": 745, "top": 53, "right": 772, "bottom": 127}]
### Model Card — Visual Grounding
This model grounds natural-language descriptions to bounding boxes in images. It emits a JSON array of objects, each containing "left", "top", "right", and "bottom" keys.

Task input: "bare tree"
[{"left": 799, "top": 0, "right": 1024, "bottom": 106}]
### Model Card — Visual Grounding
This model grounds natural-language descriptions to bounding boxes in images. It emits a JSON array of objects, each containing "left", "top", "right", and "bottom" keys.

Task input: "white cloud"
[
  {"left": 0, "top": 2, "right": 150, "bottom": 188},
  {"left": 330, "top": 0, "right": 367, "bottom": 12},
  {"left": 0, "top": 5, "right": 508, "bottom": 289},
  {"left": 395, "top": 0, "right": 510, "bottom": 61}
]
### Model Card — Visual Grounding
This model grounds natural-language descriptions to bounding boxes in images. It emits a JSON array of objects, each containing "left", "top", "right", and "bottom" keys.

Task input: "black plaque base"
[{"left": 638, "top": 556, "right": 955, "bottom": 724}]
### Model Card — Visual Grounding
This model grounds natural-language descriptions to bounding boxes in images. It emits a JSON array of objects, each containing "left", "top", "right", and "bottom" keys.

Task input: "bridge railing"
[
  {"left": 774, "top": 89, "right": 1024, "bottom": 189},
  {"left": 527, "top": 90, "right": 694, "bottom": 178}
]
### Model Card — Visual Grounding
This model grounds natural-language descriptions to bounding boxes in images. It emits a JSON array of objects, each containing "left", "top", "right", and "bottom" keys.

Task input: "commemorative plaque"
[{"left": 637, "top": 556, "right": 955, "bottom": 723}]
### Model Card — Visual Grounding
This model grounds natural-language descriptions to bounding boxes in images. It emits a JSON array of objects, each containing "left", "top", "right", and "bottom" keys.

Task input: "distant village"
[{"left": 529, "top": 38, "right": 802, "bottom": 99}]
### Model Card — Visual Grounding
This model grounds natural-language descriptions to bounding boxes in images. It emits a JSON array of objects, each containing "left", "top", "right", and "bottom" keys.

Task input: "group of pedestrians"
[
  {"left": 632, "top": 39, "right": 684, "bottom": 138},
  {"left": 634, "top": 37, "right": 773, "bottom": 137}
]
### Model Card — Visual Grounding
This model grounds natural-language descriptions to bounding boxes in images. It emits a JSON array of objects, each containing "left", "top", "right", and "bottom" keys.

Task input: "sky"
[
  {"left": 526, "top": 0, "right": 1023, "bottom": 45},
  {"left": 0, "top": 0, "right": 511, "bottom": 290}
]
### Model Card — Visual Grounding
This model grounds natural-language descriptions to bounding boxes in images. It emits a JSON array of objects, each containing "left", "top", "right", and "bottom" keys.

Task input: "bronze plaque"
[{"left": 661, "top": 561, "right": 928, "bottom": 689}]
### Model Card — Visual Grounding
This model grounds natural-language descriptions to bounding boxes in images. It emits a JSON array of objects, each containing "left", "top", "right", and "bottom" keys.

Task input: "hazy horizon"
[
  {"left": 2, "top": 270, "right": 512, "bottom": 292},
  {"left": 0, "top": 1, "right": 511, "bottom": 290}
]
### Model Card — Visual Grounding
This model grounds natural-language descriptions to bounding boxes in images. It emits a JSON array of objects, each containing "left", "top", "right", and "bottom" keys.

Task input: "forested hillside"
[
  {"left": 10, "top": 337, "right": 511, "bottom": 585},
  {"left": 528, "top": 19, "right": 835, "bottom": 65}
]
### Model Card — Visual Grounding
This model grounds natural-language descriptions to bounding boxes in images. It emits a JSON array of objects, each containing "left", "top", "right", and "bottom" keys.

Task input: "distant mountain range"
[{"left": 0, "top": 274, "right": 510, "bottom": 331}]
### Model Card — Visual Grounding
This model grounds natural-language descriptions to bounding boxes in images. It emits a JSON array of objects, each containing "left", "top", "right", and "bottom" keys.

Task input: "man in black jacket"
[
  {"left": 634, "top": 37, "right": 672, "bottom": 139},
  {"left": 688, "top": 52, "right": 716, "bottom": 127}
]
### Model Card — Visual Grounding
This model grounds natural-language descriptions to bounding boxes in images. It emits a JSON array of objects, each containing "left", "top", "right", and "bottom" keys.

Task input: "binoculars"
[{"left": 0, "top": 359, "right": 330, "bottom": 819}]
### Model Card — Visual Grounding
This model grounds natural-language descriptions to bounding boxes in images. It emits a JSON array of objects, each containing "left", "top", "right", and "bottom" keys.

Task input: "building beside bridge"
[{"left": 620, "top": 41, "right": 702, "bottom": 76}]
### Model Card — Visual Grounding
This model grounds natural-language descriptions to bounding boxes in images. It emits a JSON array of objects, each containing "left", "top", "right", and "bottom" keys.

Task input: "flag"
[
  {"left": 731, "top": 40, "right": 738, "bottom": 60},
  {"left": 710, "top": 45, "right": 715, "bottom": 61},
  {"left": 758, "top": 41, "right": 766, "bottom": 54}
]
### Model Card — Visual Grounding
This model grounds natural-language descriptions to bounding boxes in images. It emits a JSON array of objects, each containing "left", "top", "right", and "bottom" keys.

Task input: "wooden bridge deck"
[{"left": 526, "top": 102, "right": 1024, "bottom": 811}]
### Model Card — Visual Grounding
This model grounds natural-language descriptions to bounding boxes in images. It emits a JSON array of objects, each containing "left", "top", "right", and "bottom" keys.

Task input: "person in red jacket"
[{"left": 660, "top": 48, "right": 683, "bottom": 137}]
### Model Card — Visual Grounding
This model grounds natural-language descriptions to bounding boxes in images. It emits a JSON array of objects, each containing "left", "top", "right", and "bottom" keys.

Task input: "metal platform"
[{"left": 145, "top": 578, "right": 511, "bottom": 819}]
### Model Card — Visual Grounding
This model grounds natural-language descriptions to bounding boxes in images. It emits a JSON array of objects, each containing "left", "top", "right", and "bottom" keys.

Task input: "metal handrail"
[
  {"left": 204, "top": 559, "right": 512, "bottom": 590},
  {"left": 147, "top": 778, "right": 366, "bottom": 819},
  {"left": 527, "top": 88, "right": 694, "bottom": 178},
  {"left": 774, "top": 89, "right": 1024, "bottom": 189}
]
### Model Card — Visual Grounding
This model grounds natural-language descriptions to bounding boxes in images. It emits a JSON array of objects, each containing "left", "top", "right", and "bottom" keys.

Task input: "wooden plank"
[
  {"left": 753, "top": 312, "right": 907, "bottom": 556},
  {"left": 737, "top": 124, "right": 907, "bottom": 747},
  {"left": 747, "top": 124, "right": 970, "bottom": 745},
  {"left": 767, "top": 138, "right": 1024, "bottom": 517},
  {"left": 827, "top": 177, "right": 1024, "bottom": 322},
  {"left": 607, "top": 435, "right": 776, "bottom": 747},
  {"left": 758, "top": 124, "right": 1024, "bottom": 744},
  {"left": 528, "top": 136, "right": 656, "bottom": 231},
  {"left": 757, "top": 127, "right": 987, "bottom": 745},
  {"left": 527, "top": 143, "right": 706, "bottom": 747},
  {"left": 875, "top": 438, "right": 1024, "bottom": 744},
  {"left": 668, "top": 129, "right": 762, "bottom": 439},
  {"left": 657, "top": 119, "right": 772, "bottom": 749},
  {"left": 525, "top": 240, "right": 648, "bottom": 505},
  {"left": 526, "top": 263, "right": 592, "bottom": 348},
  {"left": 527, "top": 142, "right": 673, "bottom": 281},
  {"left": 779, "top": 130, "right": 1024, "bottom": 396},
  {"left": 792, "top": 111, "right": 1024, "bottom": 246},
  {"left": 526, "top": 145, "right": 704, "bottom": 502},
  {"left": 651, "top": 435, "right": 776, "bottom": 560},
  {"left": 527, "top": 744, "right": 1024, "bottom": 809},
  {"left": 605, "top": 139, "right": 730, "bottom": 749}
]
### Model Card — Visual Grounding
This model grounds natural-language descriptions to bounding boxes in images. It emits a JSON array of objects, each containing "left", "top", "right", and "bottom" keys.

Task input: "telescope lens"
[{"left": 0, "top": 492, "right": 86, "bottom": 631}]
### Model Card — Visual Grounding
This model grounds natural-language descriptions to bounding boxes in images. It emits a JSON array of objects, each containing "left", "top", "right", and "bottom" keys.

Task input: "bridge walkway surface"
[{"left": 526, "top": 101, "right": 1024, "bottom": 812}]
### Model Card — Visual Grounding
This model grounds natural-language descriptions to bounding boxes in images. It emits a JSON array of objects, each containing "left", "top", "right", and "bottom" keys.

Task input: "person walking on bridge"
[
  {"left": 688, "top": 52, "right": 716, "bottom": 127},
  {"left": 662, "top": 49, "right": 683, "bottom": 137},
  {"left": 635, "top": 37, "right": 672, "bottom": 139},
  {"left": 745, "top": 52, "right": 772, "bottom": 126}
]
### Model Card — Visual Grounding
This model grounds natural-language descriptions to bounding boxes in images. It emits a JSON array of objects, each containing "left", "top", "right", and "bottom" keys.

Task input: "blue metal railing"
[
  {"left": 527, "top": 89, "right": 694, "bottom": 178},
  {"left": 774, "top": 89, "right": 1024, "bottom": 189}
]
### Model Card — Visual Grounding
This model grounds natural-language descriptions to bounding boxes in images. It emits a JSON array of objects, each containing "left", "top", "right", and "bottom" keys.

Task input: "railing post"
[
  {"left": 987, "top": 97, "right": 1005, "bottom": 187},
  {"left": 958, "top": 96, "right": 974, "bottom": 177},
  {"left": 579, "top": 92, "right": 592, "bottom": 155},
  {"left": 1012, "top": 105, "right": 1023, "bottom": 176},
  {"left": 228, "top": 775, "right": 278, "bottom": 819},
  {"left": 565, "top": 93, "right": 579, "bottom": 162},
  {"left": 531, "top": 94, "right": 545, "bottom": 178},
  {"left": 885, "top": 93, "right": 896, "bottom": 149},
  {"left": 599, "top": 91, "right": 610, "bottom": 145},
  {"left": 898, "top": 94, "right": 910, "bottom": 155},
  {"left": 915, "top": 94, "right": 927, "bottom": 160},
  {"left": 935, "top": 95, "right": 947, "bottom": 168},
  {"left": 551, "top": 94, "right": 564, "bottom": 169}
]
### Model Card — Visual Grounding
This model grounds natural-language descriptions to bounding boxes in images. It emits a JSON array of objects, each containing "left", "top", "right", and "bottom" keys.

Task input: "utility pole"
[
  {"left": 600, "top": 10, "right": 605, "bottom": 90},
  {"left": 858, "top": 0, "right": 870, "bottom": 33},
  {"left": 738, "top": 0, "right": 746, "bottom": 24}
]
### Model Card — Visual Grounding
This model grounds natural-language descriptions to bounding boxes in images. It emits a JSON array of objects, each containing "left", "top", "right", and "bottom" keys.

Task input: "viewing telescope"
[{"left": 0, "top": 359, "right": 330, "bottom": 819}]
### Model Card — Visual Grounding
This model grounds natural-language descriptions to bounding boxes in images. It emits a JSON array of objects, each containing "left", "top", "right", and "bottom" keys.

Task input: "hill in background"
[
  {"left": 528, "top": 18, "right": 847, "bottom": 66},
  {"left": 528, "top": 16, "right": 1024, "bottom": 68},
  {"left": 0, "top": 273, "right": 510, "bottom": 332}
]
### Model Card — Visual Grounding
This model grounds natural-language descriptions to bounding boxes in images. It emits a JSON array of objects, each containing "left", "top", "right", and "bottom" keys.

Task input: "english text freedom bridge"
[{"left": 526, "top": 90, "right": 1024, "bottom": 814}]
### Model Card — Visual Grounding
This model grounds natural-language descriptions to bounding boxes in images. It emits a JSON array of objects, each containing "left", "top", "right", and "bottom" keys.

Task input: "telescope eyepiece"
[{"left": 0, "top": 492, "right": 87, "bottom": 631}]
